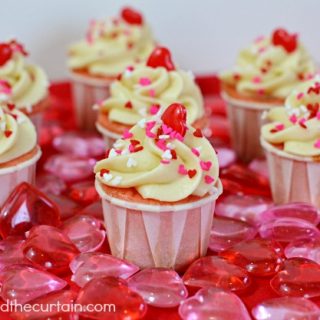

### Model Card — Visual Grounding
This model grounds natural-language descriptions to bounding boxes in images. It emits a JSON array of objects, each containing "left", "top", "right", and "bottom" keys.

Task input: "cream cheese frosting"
[
  {"left": 68, "top": 8, "right": 155, "bottom": 77},
  {"left": 94, "top": 104, "right": 219, "bottom": 202},
  {"left": 0, "top": 104, "right": 37, "bottom": 164},
  {"left": 221, "top": 29, "right": 315, "bottom": 99},
  {"left": 261, "top": 77, "right": 320, "bottom": 157}
]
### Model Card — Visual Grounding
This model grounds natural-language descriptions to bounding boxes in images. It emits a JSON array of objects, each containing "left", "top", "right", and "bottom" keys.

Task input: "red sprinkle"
[
  {"left": 188, "top": 169, "right": 197, "bottom": 179},
  {"left": 125, "top": 101, "right": 133, "bottom": 109},
  {"left": 4, "top": 130, "right": 12, "bottom": 138},
  {"left": 193, "top": 128, "right": 203, "bottom": 138},
  {"left": 99, "top": 169, "right": 110, "bottom": 177}
]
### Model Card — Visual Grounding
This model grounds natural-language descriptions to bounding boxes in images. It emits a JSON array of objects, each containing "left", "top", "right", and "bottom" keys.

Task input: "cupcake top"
[
  {"left": 94, "top": 103, "right": 219, "bottom": 202},
  {"left": 221, "top": 28, "right": 315, "bottom": 99},
  {"left": 261, "top": 76, "right": 320, "bottom": 157},
  {"left": 68, "top": 7, "right": 155, "bottom": 78},
  {"left": 0, "top": 40, "right": 48, "bottom": 110},
  {"left": 96, "top": 47, "right": 204, "bottom": 126},
  {"left": 0, "top": 103, "right": 37, "bottom": 164}
]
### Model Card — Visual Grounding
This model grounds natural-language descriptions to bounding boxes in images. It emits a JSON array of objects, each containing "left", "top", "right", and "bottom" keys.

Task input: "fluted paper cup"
[
  {"left": 95, "top": 122, "right": 121, "bottom": 149},
  {"left": 222, "top": 91, "right": 282, "bottom": 163},
  {"left": 0, "top": 147, "right": 41, "bottom": 207},
  {"left": 70, "top": 71, "right": 114, "bottom": 131},
  {"left": 261, "top": 138, "right": 320, "bottom": 207},
  {"left": 96, "top": 179, "right": 222, "bottom": 271}
]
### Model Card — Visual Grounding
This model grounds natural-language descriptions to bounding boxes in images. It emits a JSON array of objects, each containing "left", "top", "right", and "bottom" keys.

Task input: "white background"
[{"left": 1, "top": 0, "right": 319, "bottom": 80}]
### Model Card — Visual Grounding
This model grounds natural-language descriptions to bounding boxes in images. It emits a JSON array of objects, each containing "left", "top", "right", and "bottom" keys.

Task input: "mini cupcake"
[
  {"left": 95, "top": 46, "right": 205, "bottom": 147},
  {"left": 0, "top": 40, "right": 49, "bottom": 132},
  {"left": 94, "top": 103, "right": 222, "bottom": 270},
  {"left": 68, "top": 7, "right": 155, "bottom": 130},
  {"left": 261, "top": 76, "right": 320, "bottom": 207},
  {"left": 0, "top": 103, "right": 41, "bottom": 206},
  {"left": 221, "top": 28, "right": 315, "bottom": 162}
]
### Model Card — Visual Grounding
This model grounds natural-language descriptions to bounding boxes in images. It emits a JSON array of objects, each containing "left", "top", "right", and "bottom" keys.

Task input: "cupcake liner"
[
  {"left": 70, "top": 72, "right": 114, "bottom": 131},
  {"left": 0, "top": 147, "right": 42, "bottom": 206},
  {"left": 96, "top": 179, "right": 222, "bottom": 270},
  {"left": 261, "top": 138, "right": 320, "bottom": 207},
  {"left": 96, "top": 122, "right": 121, "bottom": 148},
  {"left": 222, "top": 92, "right": 282, "bottom": 163},
  {"left": 29, "top": 111, "right": 43, "bottom": 134}
]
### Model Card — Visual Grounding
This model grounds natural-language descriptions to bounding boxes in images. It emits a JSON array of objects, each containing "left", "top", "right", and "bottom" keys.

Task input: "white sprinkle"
[
  {"left": 300, "top": 105, "right": 307, "bottom": 113},
  {"left": 162, "top": 149, "right": 172, "bottom": 161},
  {"left": 166, "top": 142, "right": 175, "bottom": 149},
  {"left": 123, "top": 69, "right": 133, "bottom": 78},
  {"left": 138, "top": 108, "right": 147, "bottom": 117},
  {"left": 113, "top": 140, "right": 124, "bottom": 149},
  {"left": 108, "top": 148, "right": 118, "bottom": 158},
  {"left": 127, "top": 157, "right": 137, "bottom": 168},
  {"left": 111, "top": 176, "right": 122, "bottom": 186},
  {"left": 17, "top": 115, "right": 26, "bottom": 124},
  {"left": 102, "top": 173, "right": 113, "bottom": 182},
  {"left": 137, "top": 118, "right": 147, "bottom": 128},
  {"left": 122, "top": 149, "right": 130, "bottom": 155},
  {"left": 159, "top": 134, "right": 170, "bottom": 140},
  {"left": 0, "top": 94, "right": 9, "bottom": 102}
]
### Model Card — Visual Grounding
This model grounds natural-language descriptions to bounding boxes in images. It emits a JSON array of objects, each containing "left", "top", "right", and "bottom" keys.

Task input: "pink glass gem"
[
  {"left": 53, "top": 132, "right": 105, "bottom": 158},
  {"left": 215, "top": 194, "right": 273, "bottom": 225},
  {"left": 75, "top": 277, "right": 147, "bottom": 319},
  {"left": 68, "top": 181, "right": 99, "bottom": 206},
  {"left": 70, "top": 252, "right": 139, "bottom": 287},
  {"left": 78, "top": 201, "right": 103, "bottom": 220},
  {"left": 259, "top": 217, "right": 320, "bottom": 242},
  {"left": 36, "top": 173, "right": 67, "bottom": 196},
  {"left": 209, "top": 216, "right": 257, "bottom": 252},
  {"left": 219, "top": 239, "right": 284, "bottom": 276},
  {"left": 0, "top": 182, "right": 61, "bottom": 238},
  {"left": 127, "top": 268, "right": 188, "bottom": 308},
  {"left": 48, "top": 195, "right": 78, "bottom": 221},
  {"left": 216, "top": 147, "right": 236, "bottom": 169},
  {"left": 22, "top": 225, "right": 79, "bottom": 275},
  {"left": 248, "top": 158, "right": 269, "bottom": 179},
  {"left": 182, "top": 256, "right": 251, "bottom": 292},
  {"left": 44, "top": 154, "right": 96, "bottom": 182},
  {"left": 39, "top": 123, "right": 64, "bottom": 147},
  {"left": 252, "top": 297, "right": 320, "bottom": 320},
  {"left": 179, "top": 287, "right": 251, "bottom": 320},
  {"left": 0, "top": 238, "right": 28, "bottom": 270},
  {"left": 285, "top": 238, "right": 320, "bottom": 264},
  {"left": 260, "top": 203, "right": 320, "bottom": 225},
  {"left": 10, "top": 290, "right": 77, "bottom": 320},
  {"left": 0, "top": 264, "right": 67, "bottom": 304},
  {"left": 270, "top": 258, "right": 320, "bottom": 298},
  {"left": 62, "top": 215, "right": 105, "bottom": 253}
]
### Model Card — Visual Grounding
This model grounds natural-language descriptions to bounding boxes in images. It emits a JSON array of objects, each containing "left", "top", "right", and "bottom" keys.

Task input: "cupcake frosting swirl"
[
  {"left": 94, "top": 109, "right": 219, "bottom": 202},
  {"left": 68, "top": 12, "right": 155, "bottom": 77},
  {"left": 221, "top": 31, "right": 315, "bottom": 99},
  {"left": 0, "top": 104, "right": 37, "bottom": 164},
  {"left": 97, "top": 65, "right": 204, "bottom": 125},
  {"left": 261, "top": 77, "right": 320, "bottom": 156}
]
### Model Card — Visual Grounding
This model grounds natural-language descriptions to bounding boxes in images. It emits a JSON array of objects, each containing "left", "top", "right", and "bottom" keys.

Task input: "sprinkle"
[
  {"left": 178, "top": 164, "right": 188, "bottom": 175},
  {"left": 298, "top": 118, "right": 307, "bottom": 129},
  {"left": 125, "top": 101, "right": 133, "bottom": 109},
  {"left": 191, "top": 147, "right": 200, "bottom": 157},
  {"left": 127, "top": 157, "right": 137, "bottom": 168},
  {"left": 156, "top": 139, "right": 167, "bottom": 151},
  {"left": 4, "top": 130, "right": 12, "bottom": 138},
  {"left": 139, "top": 77, "right": 151, "bottom": 86},
  {"left": 166, "top": 142, "right": 175, "bottom": 149},
  {"left": 314, "top": 139, "right": 320, "bottom": 148},
  {"left": 122, "top": 129, "right": 133, "bottom": 139},
  {"left": 258, "top": 47, "right": 266, "bottom": 54},
  {"left": 204, "top": 175, "right": 215, "bottom": 184},
  {"left": 127, "top": 42, "right": 134, "bottom": 50},
  {"left": 149, "top": 89, "right": 156, "bottom": 97},
  {"left": 275, "top": 124, "right": 285, "bottom": 131},
  {"left": 193, "top": 128, "right": 203, "bottom": 138},
  {"left": 200, "top": 160, "right": 212, "bottom": 171},
  {"left": 162, "top": 149, "right": 173, "bottom": 161},
  {"left": 171, "top": 150, "right": 177, "bottom": 159},
  {"left": 137, "top": 118, "right": 147, "bottom": 128},
  {"left": 188, "top": 169, "right": 197, "bottom": 179},
  {"left": 257, "top": 89, "right": 265, "bottom": 95},
  {"left": 138, "top": 108, "right": 147, "bottom": 117},
  {"left": 317, "top": 112, "right": 320, "bottom": 120},
  {"left": 7, "top": 103, "right": 15, "bottom": 111},
  {"left": 146, "top": 121, "right": 156, "bottom": 130},
  {"left": 113, "top": 140, "right": 124, "bottom": 149},
  {"left": 170, "top": 131, "right": 184, "bottom": 141},
  {"left": 162, "top": 124, "right": 173, "bottom": 135},
  {"left": 161, "top": 160, "right": 170, "bottom": 165},
  {"left": 102, "top": 172, "right": 113, "bottom": 182},
  {"left": 159, "top": 134, "right": 170, "bottom": 140},
  {"left": 108, "top": 148, "right": 118, "bottom": 158},
  {"left": 150, "top": 104, "right": 160, "bottom": 115},
  {"left": 289, "top": 114, "right": 298, "bottom": 124},
  {"left": 111, "top": 176, "right": 122, "bottom": 186},
  {"left": 254, "top": 35, "right": 265, "bottom": 43},
  {"left": 252, "top": 76, "right": 262, "bottom": 84},
  {"left": 99, "top": 169, "right": 109, "bottom": 177},
  {"left": 296, "top": 92, "right": 304, "bottom": 100},
  {"left": 146, "top": 130, "right": 156, "bottom": 138}
]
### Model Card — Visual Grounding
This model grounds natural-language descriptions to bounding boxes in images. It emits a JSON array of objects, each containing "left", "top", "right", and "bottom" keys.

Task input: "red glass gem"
[
  {"left": 219, "top": 239, "right": 284, "bottom": 276},
  {"left": 121, "top": 7, "right": 143, "bottom": 25},
  {"left": 47, "top": 194, "right": 78, "bottom": 221},
  {"left": 68, "top": 181, "right": 99, "bottom": 206},
  {"left": 161, "top": 103, "right": 187, "bottom": 137},
  {"left": 0, "top": 182, "right": 61, "bottom": 238},
  {"left": 146, "top": 47, "right": 176, "bottom": 71},
  {"left": 285, "top": 238, "right": 320, "bottom": 264},
  {"left": 36, "top": 173, "right": 67, "bottom": 196},
  {"left": 22, "top": 225, "right": 79, "bottom": 275},
  {"left": 78, "top": 201, "right": 103, "bottom": 220},
  {"left": 272, "top": 28, "right": 297, "bottom": 53},
  {"left": 182, "top": 256, "right": 251, "bottom": 292},
  {"left": 0, "top": 43, "right": 13, "bottom": 66}
]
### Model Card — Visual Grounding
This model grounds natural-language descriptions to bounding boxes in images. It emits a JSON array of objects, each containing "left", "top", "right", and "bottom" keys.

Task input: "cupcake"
[
  {"left": 0, "top": 40, "right": 49, "bottom": 132},
  {"left": 261, "top": 76, "right": 320, "bottom": 207},
  {"left": 221, "top": 28, "right": 315, "bottom": 162},
  {"left": 0, "top": 103, "right": 41, "bottom": 206},
  {"left": 94, "top": 103, "right": 222, "bottom": 270},
  {"left": 95, "top": 46, "right": 205, "bottom": 147},
  {"left": 68, "top": 7, "right": 155, "bottom": 131}
]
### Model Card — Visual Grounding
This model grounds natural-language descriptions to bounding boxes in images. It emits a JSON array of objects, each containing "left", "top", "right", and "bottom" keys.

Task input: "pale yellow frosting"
[
  {"left": 97, "top": 66, "right": 204, "bottom": 125},
  {"left": 261, "top": 77, "right": 320, "bottom": 156},
  {"left": 221, "top": 35, "right": 315, "bottom": 99},
  {"left": 94, "top": 111, "right": 219, "bottom": 202},
  {"left": 0, "top": 104, "right": 37, "bottom": 164},
  {"left": 68, "top": 17, "right": 155, "bottom": 77}
]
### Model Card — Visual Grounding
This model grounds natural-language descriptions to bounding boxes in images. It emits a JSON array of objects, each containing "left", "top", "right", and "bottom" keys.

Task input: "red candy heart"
[
  {"left": 0, "top": 43, "right": 13, "bottom": 66},
  {"left": 161, "top": 103, "right": 187, "bottom": 137},
  {"left": 272, "top": 28, "right": 297, "bottom": 53},
  {"left": 146, "top": 47, "right": 176, "bottom": 71},
  {"left": 121, "top": 7, "right": 143, "bottom": 25}
]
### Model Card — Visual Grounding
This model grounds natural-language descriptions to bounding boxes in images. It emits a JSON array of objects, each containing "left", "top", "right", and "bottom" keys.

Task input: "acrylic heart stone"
[
  {"left": 36, "top": 173, "right": 67, "bottom": 196},
  {"left": 68, "top": 181, "right": 99, "bottom": 206},
  {"left": 209, "top": 216, "right": 257, "bottom": 252},
  {"left": 0, "top": 238, "right": 28, "bottom": 270},
  {"left": 70, "top": 252, "right": 139, "bottom": 288},
  {"left": 270, "top": 258, "right": 320, "bottom": 298},
  {"left": 272, "top": 28, "right": 297, "bottom": 53},
  {"left": 182, "top": 256, "right": 251, "bottom": 292},
  {"left": 161, "top": 103, "right": 187, "bottom": 137},
  {"left": 219, "top": 239, "right": 284, "bottom": 276},
  {"left": 127, "top": 268, "right": 188, "bottom": 308},
  {"left": 0, "top": 264, "right": 67, "bottom": 304},
  {"left": 62, "top": 215, "right": 105, "bottom": 253},
  {"left": 121, "top": 7, "right": 143, "bottom": 25},
  {"left": 47, "top": 195, "right": 78, "bottom": 221},
  {"left": 0, "top": 43, "right": 13, "bottom": 66},
  {"left": 285, "top": 238, "right": 320, "bottom": 264},
  {"left": 22, "top": 225, "right": 79, "bottom": 275},
  {"left": 0, "top": 182, "right": 61, "bottom": 238},
  {"left": 179, "top": 287, "right": 251, "bottom": 320},
  {"left": 251, "top": 297, "right": 320, "bottom": 320},
  {"left": 147, "top": 46, "right": 176, "bottom": 71},
  {"left": 76, "top": 277, "right": 147, "bottom": 319},
  {"left": 78, "top": 201, "right": 103, "bottom": 220},
  {"left": 215, "top": 147, "right": 236, "bottom": 169}
]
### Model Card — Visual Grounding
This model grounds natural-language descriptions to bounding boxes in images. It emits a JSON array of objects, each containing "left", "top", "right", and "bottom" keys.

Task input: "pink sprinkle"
[
  {"left": 139, "top": 77, "right": 151, "bottom": 86},
  {"left": 85, "top": 31, "right": 93, "bottom": 44},
  {"left": 115, "top": 149, "right": 122, "bottom": 154},
  {"left": 254, "top": 35, "right": 265, "bottom": 43},
  {"left": 257, "top": 89, "right": 265, "bottom": 95},
  {"left": 150, "top": 104, "right": 160, "bottom": 115},
  {"left": 299, "top": 118, "right": 306, "bottom": 126},
  {"left": 146, "top": 121, "right": 156, "bottom": 130},
  {"left": 171, "top": 132, "right": 184, "bottom": 141},
  {"left": 252, "top": 76, "right": 262, "bottom": 84},
  {"left": 258, "top": 47, "right": 266, "bottom": 54},
  {"left": 296, "top": 92, "right": 304, "bottom": 100},
  {"left": 275, "top": 124, "right": 285, "bottom": 131},
  {"left": 149, "top": 89, "right": 156, "bottom": 97},
  {"left": 200, "top": 160, "right": 212, "bottom": 171},
  {"left": 289, "top": 114, "right": 298, "bottom": 124},
  {"left": 316, "top": 112, "right": 320, "bottom": 120},
  {"left": 162, "top": 124, "right": 173, "bottom": 135},
  {"left": 191, "top": 148, "right": 200, "bottom": 157},
  {"left": 204, "top": 175, "right": 215, "bottom": 184},
  {"left": 161, "top": 160, "right": 170, "bottom": 165},
  {"left": 156, "top": 140, "right": 167, "bottom": 151},
  {"left": 129, "top": 145, "right": 134, "bottom": 153},
  {"left": 314, "top": 139, "right": 320, "bottom": 148},
  {"left": 178, "top": 164, "right": 188, "bottom": 175},
  {"left": 146, "top": 130, "right": 156, "bottom": 138},
  {"left": 127, "top": 66, "right": 134, "bottom": 72},
  {"left": 122, "top": 129, "right": 133, "bottom": 139}
]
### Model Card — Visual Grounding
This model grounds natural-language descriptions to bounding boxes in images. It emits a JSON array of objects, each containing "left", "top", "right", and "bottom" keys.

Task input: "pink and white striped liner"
[
  {"left": 95, "top": 122, "right": 121, "bottom": 149},
  {"left": 70, "top": 71, "right": 114, "bottom": 131},
  {"left": 261, "top": 138, "right": 320, "bottom": 208},
  {"left": 0, "top": 147, "right": 41, "bottom": 207},
  {"left": 96, "top": 180, "right": 222, "bottom": 271},
  {"left": 222, "top": 91, "right": 282, "bottom": 163}
]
